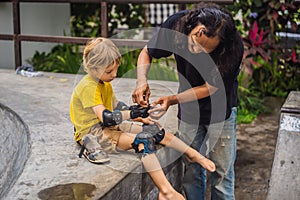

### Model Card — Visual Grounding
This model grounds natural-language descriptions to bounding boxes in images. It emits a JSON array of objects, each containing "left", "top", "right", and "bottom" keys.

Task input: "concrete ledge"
[
  {"left": 0, "top": 69, "right": 181, "bottom": 199},
  {"left": 267, "top": 91, "right": 300, "bottom": 200},
  {"left": 0, "top": 103, "right": 30, "bottom": 199}
]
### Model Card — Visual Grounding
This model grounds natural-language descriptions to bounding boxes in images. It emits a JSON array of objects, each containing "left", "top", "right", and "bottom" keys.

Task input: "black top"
[{"left": 147, "top": 10, "right": 243, "bottom": 125}]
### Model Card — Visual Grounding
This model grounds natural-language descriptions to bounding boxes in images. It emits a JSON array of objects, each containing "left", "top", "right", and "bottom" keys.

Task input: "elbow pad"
[{"left": 102, "top": 109, "right": 122, "bottom": 127}]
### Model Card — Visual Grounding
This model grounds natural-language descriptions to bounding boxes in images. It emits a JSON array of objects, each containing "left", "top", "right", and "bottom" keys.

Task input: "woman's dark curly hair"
[{"left": 175, "top": 3, "right": 243, "bottom": 76}]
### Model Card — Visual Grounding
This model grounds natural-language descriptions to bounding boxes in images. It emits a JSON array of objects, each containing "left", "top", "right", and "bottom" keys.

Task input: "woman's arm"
[
  {"left": 149, "top": 82, "right": 218, "bottom": 118},
  {"left": 132, "top": 46, "right": 152, "bottom": 107},
  {"left": 176, "top": 82, "right": 218, "bottom": 103}
]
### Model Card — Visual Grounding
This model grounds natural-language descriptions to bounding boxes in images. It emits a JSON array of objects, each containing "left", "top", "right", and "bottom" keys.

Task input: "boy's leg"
[
  {"left": 159, "top": 130, "right": 215, "bottom": 172},
  {"left": 141, "top": 153, "right": 185, "bottom": 200},
  {"left": 116, "top": 131, "right": 185, "bottom": 200},
  {"left": 117, "top": 131, "right": 137, "bottom": 150},
  {"left": 79, "top": 124, "right": 110, "bottom": 164},
  {"left": 118, "top": 122, "right": 143, "bottom": 134},
  {"left": 210, "top": 107, "right": 237, "bottom": 200}
]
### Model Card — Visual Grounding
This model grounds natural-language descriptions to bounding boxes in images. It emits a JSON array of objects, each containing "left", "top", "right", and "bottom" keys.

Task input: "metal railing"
[{"left": 0, "top": 0, "right": 233, "bottom": 69}]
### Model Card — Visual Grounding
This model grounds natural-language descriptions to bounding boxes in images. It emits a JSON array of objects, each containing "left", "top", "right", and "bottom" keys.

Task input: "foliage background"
[
  {"left": 29, "top": 1, "right": 300, "bottom": 123},
  {"left": 225, "top": 0, "right": 300, "bottom": 123}
]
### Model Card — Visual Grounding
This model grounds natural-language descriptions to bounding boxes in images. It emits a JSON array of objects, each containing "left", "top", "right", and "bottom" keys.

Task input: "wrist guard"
[{"left": 129, "top": 105, "right": 150, "bottom": 119}]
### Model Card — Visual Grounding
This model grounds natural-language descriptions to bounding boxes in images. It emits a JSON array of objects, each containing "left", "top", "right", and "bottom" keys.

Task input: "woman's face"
[{"left": 188, "top": 24, "right": 220, "bottom": 54}]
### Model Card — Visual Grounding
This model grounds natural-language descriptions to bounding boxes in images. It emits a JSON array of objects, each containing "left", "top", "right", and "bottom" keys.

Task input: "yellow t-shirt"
[{"left": 70, "top": 74, "right": 117, "bottom": 141}]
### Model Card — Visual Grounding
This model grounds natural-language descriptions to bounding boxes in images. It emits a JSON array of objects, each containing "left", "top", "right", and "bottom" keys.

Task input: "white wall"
[
  {"left": 0, "top": 3, "right": 14, "bottom": 69},
  {"left": 0, "top": 2, "right": 70, "bottom": 69}
]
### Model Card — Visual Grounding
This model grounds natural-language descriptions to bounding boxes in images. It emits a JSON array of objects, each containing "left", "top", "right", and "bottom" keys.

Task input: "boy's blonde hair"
[{"left": 83, "top": 37, "right": 121, "bottom": 77}]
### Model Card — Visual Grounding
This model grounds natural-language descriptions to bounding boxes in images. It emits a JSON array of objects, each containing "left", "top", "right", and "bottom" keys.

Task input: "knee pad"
[
  {"left": 131, "top": 124, "right": 165, "bottom": 157},
  {"left": 132, "top": 131, "right": 156, "bottom": 156},
  {"left": 142, "top": 124, "right": 165, "bottom": 144}
]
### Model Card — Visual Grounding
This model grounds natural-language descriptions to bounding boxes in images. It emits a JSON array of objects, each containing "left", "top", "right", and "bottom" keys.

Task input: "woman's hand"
[
  {"left": 149, "top": 95, "right": 178, "bottom": 119},
  {"left": 132, "top": 82, "right": 151, "bottom": 107},
  {"left": 133, "top": 46, "right": 152, "bottom": 107}
]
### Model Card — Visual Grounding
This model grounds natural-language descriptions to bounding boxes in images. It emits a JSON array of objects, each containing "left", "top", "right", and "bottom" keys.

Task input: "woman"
[{"left": 132, "top": 3, "right": 244, "bottom": 200}]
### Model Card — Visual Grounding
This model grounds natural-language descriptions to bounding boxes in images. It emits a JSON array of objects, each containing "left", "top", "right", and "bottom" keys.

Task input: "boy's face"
[{"left": 99, "top": 63, "right": 119, "bottom": 82}]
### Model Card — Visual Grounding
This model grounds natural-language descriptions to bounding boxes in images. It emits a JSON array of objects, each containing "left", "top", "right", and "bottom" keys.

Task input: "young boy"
[{"left": 69, "top": 37, "right": 216, "bottom": 200}]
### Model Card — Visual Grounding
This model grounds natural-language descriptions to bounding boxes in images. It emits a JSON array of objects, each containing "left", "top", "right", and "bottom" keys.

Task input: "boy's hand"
[
  {"left": 134, "top": 117, "right": 154, "bottom": 124},
  {"left": 134, "top": 117, "right": 162, "bottom": 128}
]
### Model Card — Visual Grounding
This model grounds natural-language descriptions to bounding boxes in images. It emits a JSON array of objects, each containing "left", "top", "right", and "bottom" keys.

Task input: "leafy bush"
[
  {"left": 250, "top": 52, "right": 300, "bottom": 98},
  {"left": 30, "top": 1, "right": 300, "bottom": 124},
  {"left": 28, "top": 44, "right": 82, "bottom": 74},
  {"left": 29, "top": 46, "right": 178, "bottom": 81},
  {"left": 237, "top": 72, "right": 268, "bottom": 124},
  {"left": 70, "top": 3, "right": 145, "bottom": 37},
  {"left": 226, "top": 0, "right": 300, "bottom": 123},
  {"left": 228, "top": 0, "right": 300, "bottom": 92},
  {"left": 118, "top": 49, "right": 177, "bottom": 81}
]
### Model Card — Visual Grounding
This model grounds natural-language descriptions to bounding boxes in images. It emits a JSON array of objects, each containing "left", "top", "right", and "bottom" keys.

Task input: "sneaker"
[
  {"left": 78, "top": 134, "right": 110, "bottom": 164},
  {"left": 15, "top": 64, "right": 43, "bottom": 77}
]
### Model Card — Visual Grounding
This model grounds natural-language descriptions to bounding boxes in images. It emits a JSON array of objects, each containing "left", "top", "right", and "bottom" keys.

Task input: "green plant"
[
  {"left": 70, "top": 3, "right": 101, "bottom": 37},
  {"left": 117, "top": 49, "right": 178, "bottom": 81},
  {"left": 237, "top": 72, "right": 268, "bottom": 124},
  {"left": 242, "top": 20, "right": 276, "bottom": 76},
  {"left": 224, "top": 0, "right": 300, "bottom": 124},
  {"left": 226, "top": 0, "right": 299, "bottom": 81},
  {"left": 250, "top": 51, "right": 300, "bottom": 98},
  {"left": 70, "top": 3, "right": 145, "bottom": 37},
  {"left": 225, "top": 0, "right": 299, "bottom": 35},
  {"left": 28, "top": 44, "right": 82, "bottom": 74},
  {"left": 148, "top": 58, "right": 178, "bottom": 81}
]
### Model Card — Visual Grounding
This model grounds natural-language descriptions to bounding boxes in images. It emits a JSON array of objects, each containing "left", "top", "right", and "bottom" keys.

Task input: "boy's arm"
[
  {"left": 114, "top": 100, "right": 129, "bottom": 110},
  {"left": 133, "top": 117, "right": 154, "bottom": 124},
  {"left": 92, "top": 104, "right": 130, "bottom": 123},
  {"left": 113, "top": 102, "right": 153, "bottom": 125},
  {"left": 92, "top": 104, "right": 150, "bottom": 127}
]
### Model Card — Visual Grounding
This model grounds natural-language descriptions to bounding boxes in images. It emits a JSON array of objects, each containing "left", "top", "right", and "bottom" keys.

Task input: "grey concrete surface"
[
  {"left": 0, "top": 69, "right": 180, "bottom": 200},
  {"left": 0, "top": 103, "right": 30, "bottom": 199},
  {"left": 267, "top": 91, "right": 300, "bottom": 200}
]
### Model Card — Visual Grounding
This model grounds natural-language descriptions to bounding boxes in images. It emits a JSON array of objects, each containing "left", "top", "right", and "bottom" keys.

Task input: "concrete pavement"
[{"left": 0, "top": 69, "right": 180, "bottom": 199}]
